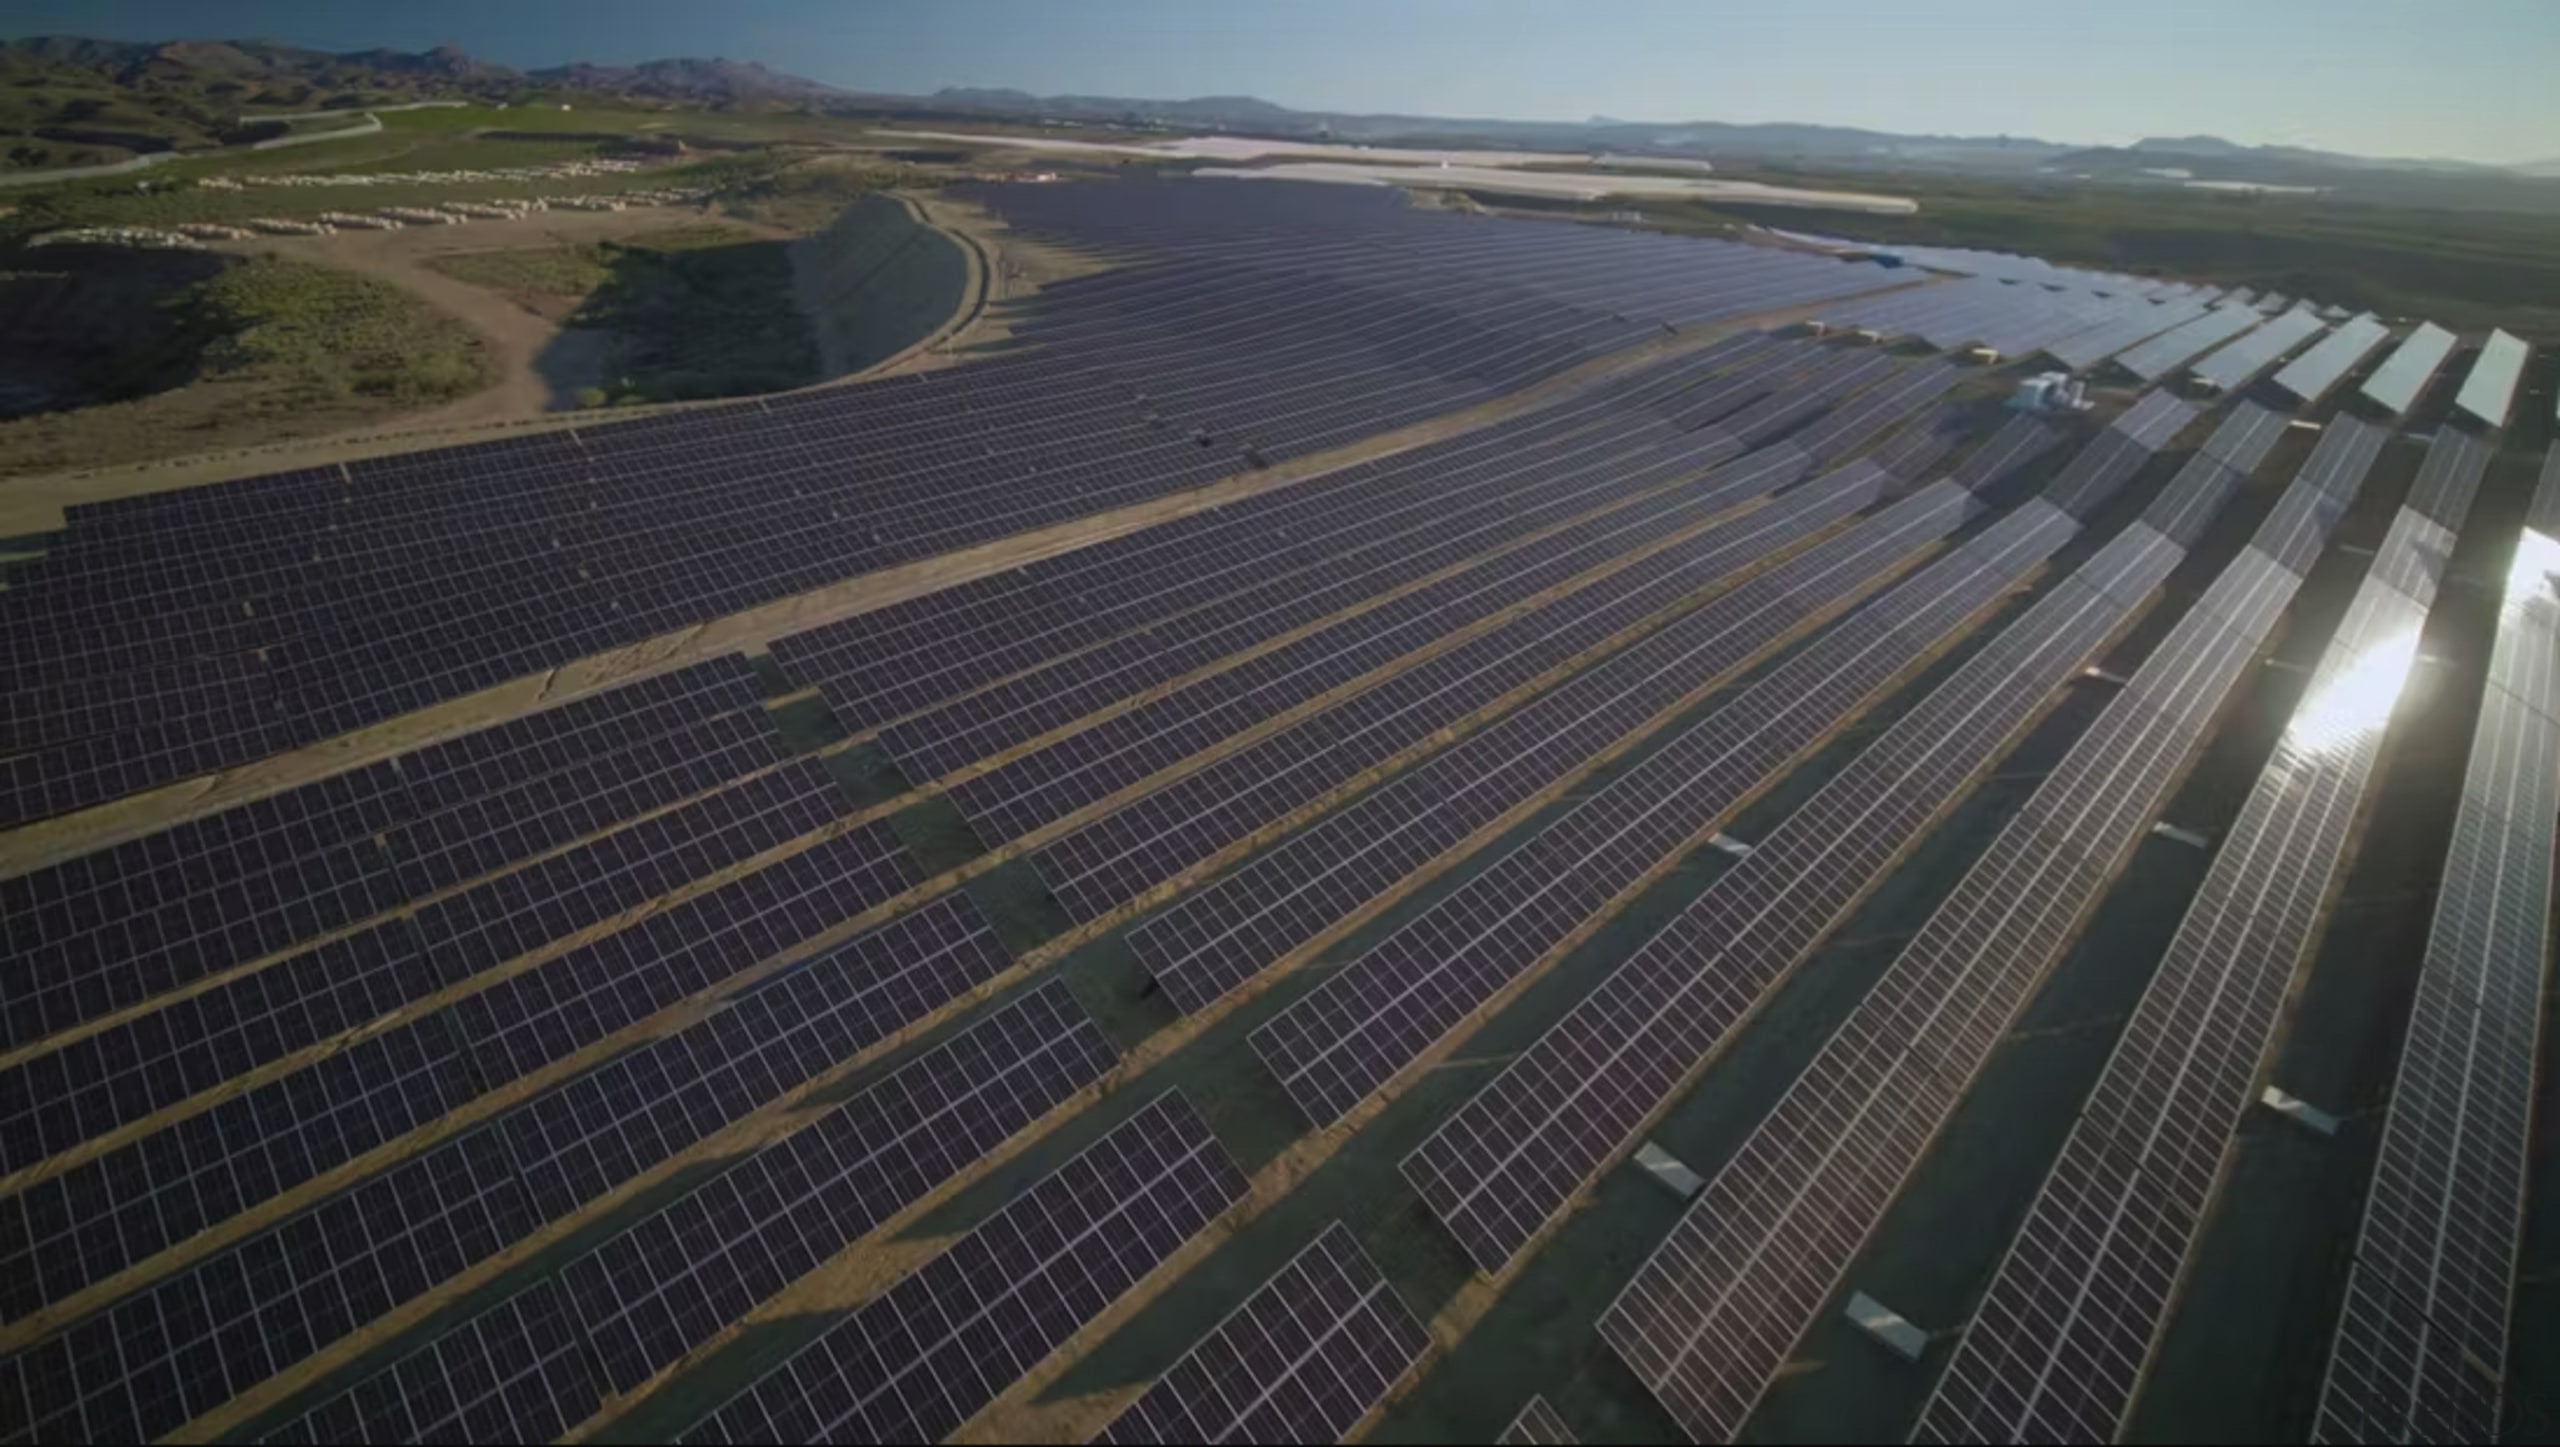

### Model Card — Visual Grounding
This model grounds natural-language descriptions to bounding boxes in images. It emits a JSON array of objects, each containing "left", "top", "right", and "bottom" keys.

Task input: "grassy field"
[
  {"left": 429, "top": 223, "right": 818, "bottom": 404},
  {"left": 0, "top": 156, "right": 724, "bottom": 244},
  {"left": 0, "top": 252, "right": 490, "bottom": 478},
  {"left": 1478, "top": 167, "right": 2560, "bottom": 341}
]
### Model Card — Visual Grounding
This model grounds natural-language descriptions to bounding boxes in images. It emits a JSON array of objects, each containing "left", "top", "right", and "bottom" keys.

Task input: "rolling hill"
[{"left": 0, "top": 37, "right": 846, "bottom": 169}]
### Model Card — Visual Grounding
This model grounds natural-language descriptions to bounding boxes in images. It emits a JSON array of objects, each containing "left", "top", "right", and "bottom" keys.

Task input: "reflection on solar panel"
[
  {"left": 1501, "top": 1396, "right": 1579, "bottom": 1444},
  {"left": 2114, "top": 304, "right": 2266, "bottom": 382},
  {"left": 679, "top": 1091, "right": 1247, "bottom": 1445},
  {"left": 1097, "top": 1222, "right": 1429, "bottom": 1445},
  {"left": 2046, "top": 297, "right": 2210, "bottom": 373},
  {"left": 2315, "top": 447, "right": 2560, "bottom": 1444},
  {"left": 1596, "top": 413, "right": 2373, "bottom": 1444},
  {"left": 1404, "top": 411, "right": 2205, "bottom": 1275},
  {"left": 2362, "top": 322, "right": 2459, "bottom": 416},
  {"left": 261, "top": 1279, "right": 599, "bottom": 1445},
  {"left": 2190, "top": 307, "right": 2329, "bottom": 392},
  {"left": 1916, "top": 426, "right": 2476, "bottom": 1444},
  {"left": 2452, "top": 328, "right": 2532, "bottom": 430},
  {"left": 2276, "top": 314, "right": 2393, "bottom": 405}
]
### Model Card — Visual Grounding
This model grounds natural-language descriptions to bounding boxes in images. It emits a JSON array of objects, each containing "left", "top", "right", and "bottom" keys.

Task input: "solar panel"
[
  {"left": 1916, "top": 464, "right": 2477, "bottom": 1444},
  {"left": 934, "top": 423, "right": 1791, "bottom": 843},
  {"left": 1595, "top": 422, "right": 2363, "bottom": 1442},
  {"left": 1029, "top": 443, "right": 1841, "bottom": 923},
  {"left": 561, "top": 976, "right": 1116, "bottom": 1400},
  {"left": 1096, "top": 1222, "right": 1429, "bottom": 1445},
  {"left": 2315, "top": 450, "right": 2560, "bottom": 1443},
  {"left": 1129, "top": 424, "right": 2058, "bottom": 1021},
  {"left": 2114, "top": 304, "right": 2265, "bottom": 382},
  {"left": 1403, "top": 502, "right": 2189, "bottom": 1275},
  {"left": 500, "top": 890, "right": 1014, "bottom": 1224},
  {"left": 873, "top": 414, "right": 1748, "bottom": 784},
  {"left": 0, "top": 188, "right": 1907, "bottom": 828},
  {"left": 1500, "top": 1396, "right": 1578, "bottom": 1445},
  {"left": 2452, "top": 328, "right": 2532, "bottom": 430},
  {"left": 2361, "top": 322, "right": 2459, "bottom": 416},
  {"left": 1254, "top": 492, "right": 2070, "bottom": 1130},
  {"left": 0, "top": 1127, "right": 528, "bottom": 1444},
  {"left": 2189, "top": 307, "right": 2329, "bottom": 392},
  {"left": 2274, "top": 314, "right": 2391, "bottom": 404},
  {"left": 0, "top": 657, "right": 771, "bottom": 1052},
  {"left": 259, "top": 1279, "right": 599, "bottom": 1445},
  {"left": 678, "top": 1090, "right": 1248, "bottom": 1445}
]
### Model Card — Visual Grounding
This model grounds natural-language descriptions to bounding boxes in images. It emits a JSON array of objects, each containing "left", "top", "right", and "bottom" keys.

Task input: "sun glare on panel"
[
  {"left": 2287, "top": 627, "right": 2420, "bottom": 756},
  {"left": 2503, "top": 527, "right": 2560, "bottom": 610}
]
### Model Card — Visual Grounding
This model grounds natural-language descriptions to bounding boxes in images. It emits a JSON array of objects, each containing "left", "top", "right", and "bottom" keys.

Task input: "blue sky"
[{"left": 10, "top": 0, "right": 2555, "bottom": 164}]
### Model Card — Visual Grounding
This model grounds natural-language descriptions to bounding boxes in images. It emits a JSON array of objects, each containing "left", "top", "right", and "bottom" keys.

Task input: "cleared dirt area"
[{"left": 213, "top": 205, "right": 796, "bottom": 423}]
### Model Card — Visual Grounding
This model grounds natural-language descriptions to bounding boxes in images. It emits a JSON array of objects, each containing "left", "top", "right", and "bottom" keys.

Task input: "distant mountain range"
[
  {"left": 896, "top": 86, "right": 2557, "bottom": 191},
  {"left": 1, "top": 35, "right": 2551, "bottom": 199},
  {"left": 0, "top": 37, "right": 856, "bottom": 167}
]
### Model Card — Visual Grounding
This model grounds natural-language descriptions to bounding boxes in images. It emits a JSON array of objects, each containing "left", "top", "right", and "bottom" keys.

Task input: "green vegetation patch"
[
  {"left": 0, "top": 252, "right": 491, "bottom": 478},
  {"left": 193, "top": 256, "right": 490, "bottom": 403},
  {"left": 1619, "top": 169, "right": 2560, "bottom": 341},
  {"left": 0, "top": 155, "right": 728, "bottom": 245}
]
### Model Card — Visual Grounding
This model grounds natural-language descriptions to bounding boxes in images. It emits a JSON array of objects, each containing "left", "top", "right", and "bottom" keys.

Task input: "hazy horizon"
[{"left": 11, "top": 0, "right": 2558, "bottom": 166}]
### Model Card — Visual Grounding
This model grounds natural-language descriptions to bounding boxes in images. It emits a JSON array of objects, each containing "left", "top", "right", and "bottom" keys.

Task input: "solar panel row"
[
  {"left": 2362, "top": 322, "right": 2459, "bottom": 417},
  {"left": 2190, "top": 306, "right": 2330, "bottom": 393},
  {"left": 2313, "top": 443, "right": 2560, "bottom": 1445},
  {"left": 1097, "top": 1222, "right": 1430, "bottom": 1445},
  {"left": 1402, "top": 401, "right": 2203, "bottom": 1276},
  {"left": 678, "top": 1090, "right": 1246, "bottom": 1445},
  {"left": 1820, "top": 273, "right": 2172, "bottom": 364},
  {"left": 5, "top": 810, "right": 928, "bottom": 1316},
  {"left": 1399, "top": 505, "right": 2179, "bottom": 1276},
  {"left": 2046, "top": 295, "right": 2216, "bottom": 373},
  {"left": 1129, "top": 421, "right": 2057, "bottom": 1020},
  {"left": 2452, "top": 329, "right": 2533, "bottom": 431},
  {"left": 1596, "top": 408, "right": 2360, "bottom": 1443},
  {"left": 1048, "top": 446, "right": 1866, "bottom": 937},
  {"left": 1, "top": 181, "right": 1902, "bottom": 826},
  {"left": 770, "top": 338, "right": 1783, "bottom": 731},
  {"left": 264, "top": 977, "right": 1110, "bottom": 1442},
  {"left": 0, "top": 886, "right": 1016, "bottom": 1439},
  {"left": 2275, "top": 314, "right": 2394, "bottom": 406},
  {"left": 2115, "top": 304, "right": 2267, "bottom": 383},
  {"left": 1501, "top": 1395, "right": 1580, "bottom": 1445},
  {"left": 2, "top": 657, "right": 770, "bottom": 1051},
  {"left": 946, "top": 363, "right": 1960, "bottom": 859},
  {"left": 952, "top": 437, "right": 1812, "bottom": 845},
  {"left": 259, "top": 1279, "right": 596, "bottom": 1446},
  {"left": 911, "top": 411, "right": 1771, "bottom": 805},
  {"left": 1916, "top": 425, "right": 2474, "bottom": 1444},
  {"left": 1254, "top": 488, "right": 2067, "bottom": 1131}
]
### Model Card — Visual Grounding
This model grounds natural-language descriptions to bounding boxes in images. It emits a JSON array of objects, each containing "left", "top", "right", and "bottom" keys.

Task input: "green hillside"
[{"left": 0, "top": 37, "right": 847, "bottom": 171}]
